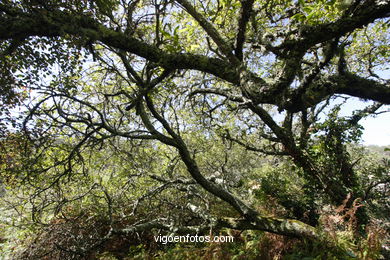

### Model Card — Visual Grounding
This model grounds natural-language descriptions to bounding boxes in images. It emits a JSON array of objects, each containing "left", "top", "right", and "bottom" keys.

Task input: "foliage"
[{"left": 0, "top": 0, "right": 389, "bottom": 259}]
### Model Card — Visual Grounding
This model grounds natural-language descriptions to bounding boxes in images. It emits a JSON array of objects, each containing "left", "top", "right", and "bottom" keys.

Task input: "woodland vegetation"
[{"left": 0, "top": 0, "right": 389, "bottom": 259}]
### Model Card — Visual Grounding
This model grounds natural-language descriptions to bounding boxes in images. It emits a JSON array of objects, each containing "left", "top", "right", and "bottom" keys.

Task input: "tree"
[{"left": 0, "top": 0, "right": 389, "bottom": 257}]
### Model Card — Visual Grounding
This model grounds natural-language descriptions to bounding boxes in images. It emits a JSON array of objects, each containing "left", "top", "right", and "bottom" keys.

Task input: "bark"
[
  {"left": 0, "top": 3, "right": 389, "bottom": 111},
  {"left": 1, "top": 0, "right": 388, "bottom": 242},
  {"left": 112, "top": 216, "right": 318, "bottom": 240}
]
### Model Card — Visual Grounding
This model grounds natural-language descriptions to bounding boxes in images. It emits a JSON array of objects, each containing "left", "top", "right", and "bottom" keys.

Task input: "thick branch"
[
  {"left": 336, "top": 73, "right": 390, "bottom": 103},
  {"left": 279, "top": 0, "right": 390, "bottom": 51},
  {"left": 0, "top": 5, "right": 388, "bottom": 110},
  {"left": 111, "top": 215, "right": 317, "bottom": 240},
  {"left": 0, "top": 6, "right": 239, "bottom": 84},
  {"left": 285, "top": 73, "right": 390, "bottom": 112},
  {"left": 235, "top": 0, "right": 255, "bottom": 61},
  {"left": 218, "top": 216, "right": 317, "bottom": 239}
]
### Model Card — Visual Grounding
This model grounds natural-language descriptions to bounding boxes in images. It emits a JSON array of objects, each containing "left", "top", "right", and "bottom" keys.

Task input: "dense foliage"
[{"left": 0, "top": 0, "right": 389, "bottom": 259}]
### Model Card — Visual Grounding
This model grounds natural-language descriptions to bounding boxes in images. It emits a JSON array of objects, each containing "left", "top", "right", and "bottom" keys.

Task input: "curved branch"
[
  {"left": 285, "top": 73, "right": 390, "bottom": 112},
  {"left": 0, "top": 6, "right": 239, "bottom": 84},
  {"left": 279, "top": 0, "right": 390, "bottom": 51},
  {"left": 1, "top": 5, "right": 389, "bottom": 108}
]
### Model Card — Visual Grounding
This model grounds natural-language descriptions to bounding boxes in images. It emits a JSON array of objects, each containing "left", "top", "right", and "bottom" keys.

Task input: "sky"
[
  {"left": 14, "top": 89, "right": 390, "bottom": 146},
  {"left": 339, "top": 98, "right": 390, "bottom": 146},
  {"left": 361, "top": 113, "right": 390, "bottom": 146},
  {"left": 8, "top": 48, "right": 389, "bottom": 147},
  {"left": 357, "top": 70, "right": 390, "bottom": 146}
]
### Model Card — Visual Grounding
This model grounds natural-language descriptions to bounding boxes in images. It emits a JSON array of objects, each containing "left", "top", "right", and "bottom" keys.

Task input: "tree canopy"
[{"left": 0, "top": 0, "right": 389, "bottom": 259}]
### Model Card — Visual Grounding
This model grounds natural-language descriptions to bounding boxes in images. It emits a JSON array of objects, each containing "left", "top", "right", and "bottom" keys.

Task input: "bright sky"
[
  {"left": 361, "top": 113, "right": 390, "bottom": 146},
  {"left": 358, "top": 70, "right": 390, "bottom": 146},
  {"left": 339, "top": 98, "right": 390, "bottom": 146}
]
